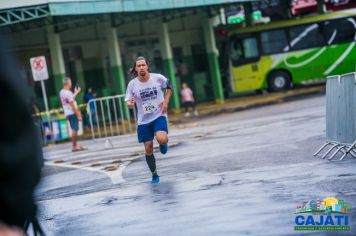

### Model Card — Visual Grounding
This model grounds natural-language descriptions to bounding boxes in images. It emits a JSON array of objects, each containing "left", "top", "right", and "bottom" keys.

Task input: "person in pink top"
[{"left": 180, "top": 82, "right": 198, "bottom": 117}]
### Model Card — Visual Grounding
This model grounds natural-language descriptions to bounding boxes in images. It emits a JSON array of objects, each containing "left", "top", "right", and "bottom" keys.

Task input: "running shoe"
[
  {"left": 151, "top": 175, "right": 160, "bottom": 184},
  {"left": 159, "top": 144, "right": 168, "bottom": 154}
]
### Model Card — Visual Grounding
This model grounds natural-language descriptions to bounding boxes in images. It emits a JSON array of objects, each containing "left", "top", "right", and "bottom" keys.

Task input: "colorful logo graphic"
[{"left": 294, "top": 197, "right": 351, "bottom": 231}]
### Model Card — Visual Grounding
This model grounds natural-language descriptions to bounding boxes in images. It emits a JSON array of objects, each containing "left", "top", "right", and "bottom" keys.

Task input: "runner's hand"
[
  {"left": 128, "top": 97, "right": 136, "bottom": 107},
  {"left": 127, "top": 97, "right": 135, "bottom": 108},
  {"left": 160, "top": 101, "right": 168, "bottom": 114}
]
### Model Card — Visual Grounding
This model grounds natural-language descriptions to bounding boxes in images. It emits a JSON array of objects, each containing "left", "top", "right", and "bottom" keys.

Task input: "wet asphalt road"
[{"left": 36, "top": 94, "right": 356, "bottom": 236}]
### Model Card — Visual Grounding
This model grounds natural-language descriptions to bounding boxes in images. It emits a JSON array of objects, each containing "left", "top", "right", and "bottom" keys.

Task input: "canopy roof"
[
  {"left": 49, "top": 0, "right": 253, "bottom": 15},
  {"left": 0, "top": 0, "right": 254, "bottom": 26}
]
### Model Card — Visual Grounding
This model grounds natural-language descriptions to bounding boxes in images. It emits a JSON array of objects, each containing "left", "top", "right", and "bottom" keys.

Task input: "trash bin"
[
  {"left": 59, "top": 118, "right": 69, "bottom": 139},
  {"left": 42, "top": 115, "right": 64, "bottom": 142},
  {"left": 51, "top": 120, "right": 60, "bottom": 141}
]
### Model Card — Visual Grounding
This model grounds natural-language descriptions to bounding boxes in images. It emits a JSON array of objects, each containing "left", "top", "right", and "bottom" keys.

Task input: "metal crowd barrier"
[
  {"left": 314, "top": 72, "right": 356, "bottom": 160},
  {"left": 87, "top": 94, "right": 137, "bottom": 142}
]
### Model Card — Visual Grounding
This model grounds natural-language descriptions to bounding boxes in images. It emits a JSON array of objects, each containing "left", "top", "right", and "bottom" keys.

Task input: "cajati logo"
[{"left": 294, "top": 197, "right": 351, "bottom": 231}]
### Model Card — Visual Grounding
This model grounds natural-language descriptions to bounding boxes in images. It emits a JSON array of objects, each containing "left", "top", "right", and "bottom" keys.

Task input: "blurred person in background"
[
  {"left": 0, "top": 37, "right": 44, "bottom": 235},
  {"left": 59, "top": 78, "right": 85, "bottom": 152},
  {"left": 180, "top": 82, "right": 198, "bottom": 117},
  {"left": 31, "top": 99, "right": 46, "bottom": 146},
  {"left": 83, "top": 86, "right": 97, "bottom": 128}
]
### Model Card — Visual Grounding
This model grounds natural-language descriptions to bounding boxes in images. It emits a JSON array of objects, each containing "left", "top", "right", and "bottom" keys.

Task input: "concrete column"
[
  {"left": 159, "top": 22, "right": 180, "bottom": 111},
  {"left": 105, "top": 22, "right": 129, "bottom": 119},
  {"left": 203, "top": 17, "right": 224, "bottom": 104},
  {"left": 105, "top": 24, "right": 125, "bottom": 95},
  {"left": 101, "top": 55, "right": 110, "bottom": 96},
  {"left": 47, "top": 27, "right": 66, "bottom": 107}
]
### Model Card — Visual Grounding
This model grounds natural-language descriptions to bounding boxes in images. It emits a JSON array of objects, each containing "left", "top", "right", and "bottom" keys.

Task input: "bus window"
[
  {"left": 324, "top": 18, "right": 356, "bottom": 45},
  {"left": 230, "top": 39, "right": 244, "bottom": 61},
  {"left": 261, "top": 29, "right": 289, "bottom": 54},
  {"left": 288, "top": 23, "right": 324, "bottom": 50},
  {"left": 243, "top": 38, "right": 259, "bottom": 58},
  {"left": 230, "top": 36, "right": 259, "bottom": 64}
]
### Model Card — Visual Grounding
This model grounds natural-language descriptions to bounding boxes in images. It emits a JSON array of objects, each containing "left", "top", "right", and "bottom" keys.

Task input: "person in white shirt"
[
  {"left": 59, "top": 77, "right": 84, "bottom": 152},
  {"left": 125, "top": 57, "right": 172, "bottom": 184}
]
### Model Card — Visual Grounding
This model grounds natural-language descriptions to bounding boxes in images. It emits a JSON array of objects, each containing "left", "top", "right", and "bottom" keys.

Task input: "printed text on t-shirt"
[{"left": 140, "top": 87, "right": 158, "bottom": 101}]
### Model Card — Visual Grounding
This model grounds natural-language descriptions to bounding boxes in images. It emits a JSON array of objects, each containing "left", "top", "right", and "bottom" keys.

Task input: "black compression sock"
[{"left": 145, "top": 154, "right": 158, "bottom": 176}]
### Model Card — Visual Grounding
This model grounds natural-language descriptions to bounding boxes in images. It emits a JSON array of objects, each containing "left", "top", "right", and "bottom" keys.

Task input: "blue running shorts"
[{"left": 137, "top": 116, "right": 168, "bottom": 143}]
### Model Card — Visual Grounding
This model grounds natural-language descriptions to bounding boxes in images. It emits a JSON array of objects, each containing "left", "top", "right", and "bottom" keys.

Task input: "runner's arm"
[
  {"left": 161, "top": 88, "right": 172, "bottom": 114},
  {"left": 164, "top": 88, "right": 172, "bottom": 105},
  {"left": 125, "top": 84, "right": 135, "bottom": 108}
]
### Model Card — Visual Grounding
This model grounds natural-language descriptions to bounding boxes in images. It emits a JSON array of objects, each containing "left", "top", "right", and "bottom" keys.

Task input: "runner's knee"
[{"left": 156, "top": 135, "right": 168, "bottom": 144}]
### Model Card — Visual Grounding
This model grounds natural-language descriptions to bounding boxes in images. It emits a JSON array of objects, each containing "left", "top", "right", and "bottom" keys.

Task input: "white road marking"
[{"left": 45, "top": 162, "right": 129, "bottom": 184}]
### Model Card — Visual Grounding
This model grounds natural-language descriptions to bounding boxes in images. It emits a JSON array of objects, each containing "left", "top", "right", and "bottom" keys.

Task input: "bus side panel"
[
  {"left": 271, "top": 48, "right": 329, "bottom": 84},
  {"left": 231, "top": 56, "right": 273, "bottom": 92},
  {"left": 324, "top": 42, "right": 356, "bottom": 76}
]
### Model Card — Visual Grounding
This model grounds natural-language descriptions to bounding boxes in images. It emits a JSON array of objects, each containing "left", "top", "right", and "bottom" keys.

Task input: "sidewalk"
[{"left": 168, "top": 85, "right": 325, "bottom": 124}]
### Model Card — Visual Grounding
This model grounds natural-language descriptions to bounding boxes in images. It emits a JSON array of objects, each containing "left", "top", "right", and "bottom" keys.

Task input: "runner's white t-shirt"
[
  {"left": 60, "top": 89, "right": 77, "bottom": 116},
  {"left": 125, "top": 73, "right": 169, "bottom": 125}
]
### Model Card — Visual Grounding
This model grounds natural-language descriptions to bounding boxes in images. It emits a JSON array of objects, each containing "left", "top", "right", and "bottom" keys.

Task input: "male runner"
[{"left": 125, "top": 57, "right": 172, "bottom": 184}]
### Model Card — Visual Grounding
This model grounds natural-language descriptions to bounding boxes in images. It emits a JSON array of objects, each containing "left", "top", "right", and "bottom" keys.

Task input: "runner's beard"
[{"left": 139, "top": 71, "right": 146, "bottom": 76}]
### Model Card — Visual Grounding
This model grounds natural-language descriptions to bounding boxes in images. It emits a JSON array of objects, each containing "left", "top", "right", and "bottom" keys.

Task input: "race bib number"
[{"left": 143, "top": 101, "right": 158, "bottom": 114}]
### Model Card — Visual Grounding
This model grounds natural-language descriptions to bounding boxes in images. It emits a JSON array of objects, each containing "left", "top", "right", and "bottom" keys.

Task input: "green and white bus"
[{"left": 228, "top": 9, "right": 356, "bottom": 93}]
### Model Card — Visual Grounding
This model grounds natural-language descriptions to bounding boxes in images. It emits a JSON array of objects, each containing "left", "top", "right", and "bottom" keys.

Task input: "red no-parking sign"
[
  {"left": 30, "top": 56, "right": 49, "bottom": 81},
  {"left": 30, "top": 56, "right": 51, "bottom": 139}
]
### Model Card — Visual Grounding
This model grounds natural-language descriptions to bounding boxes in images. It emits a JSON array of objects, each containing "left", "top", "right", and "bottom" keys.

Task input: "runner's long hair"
[{"left": 129, "top": 56, "right": 150, "bottom": 78}]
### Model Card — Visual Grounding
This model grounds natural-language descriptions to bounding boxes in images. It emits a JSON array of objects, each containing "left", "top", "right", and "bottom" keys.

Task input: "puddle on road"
[
  {"left": 130, "top": 153, "right": 141, "bottom": 157},
  {"left": 112, "top": 159, "right": 123, "bottom": 164},
  {"left": 199, "top": 175, "right": 225, "bottom": 190},
  {"left": 149, "top": 182, "right": 176, "bottom": 205},
  {"left": 99, "top": 196, "right": 118, "bottom": 205},
  {"left": 151, "top": 182, "right": 175, "bottom": 195},
  {"left": 103, "top": 166, "right": 118, "bottom": 171},
  {"left": 53, "top": 160, "right": 65, "bottom": 164},
  {"left": 90, "top": 163, "right": 101, "bottom": 167},
  {"left": 338, "top": 173, "right": 356, "bottom": 177},
  {"left": 71, "top": 161, "right": 82, "bottom": 165}
]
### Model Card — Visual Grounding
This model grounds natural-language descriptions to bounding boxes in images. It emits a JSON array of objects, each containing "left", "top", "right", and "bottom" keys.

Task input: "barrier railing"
[
  {"left": 87, "top": 94, "right": 136, "bottom": 141},
  {"left": 314, "top": 72, "right": 356, "bottom": 160}
]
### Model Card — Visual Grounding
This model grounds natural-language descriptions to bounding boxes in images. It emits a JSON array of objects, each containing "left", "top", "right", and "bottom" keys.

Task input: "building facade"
[{"left": 0, "top": 0, "right": 253, "bottom": 110}]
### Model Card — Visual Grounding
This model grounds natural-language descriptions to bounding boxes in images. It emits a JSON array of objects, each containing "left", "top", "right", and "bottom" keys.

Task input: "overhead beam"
[{"left": 0, "top": 5, "right": 50, "bottom": 27}]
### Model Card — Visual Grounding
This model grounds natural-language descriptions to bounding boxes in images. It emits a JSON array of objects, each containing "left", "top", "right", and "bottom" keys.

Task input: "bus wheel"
[{"left": 268, "top": 71, "right": 291, "bottom": 92}]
